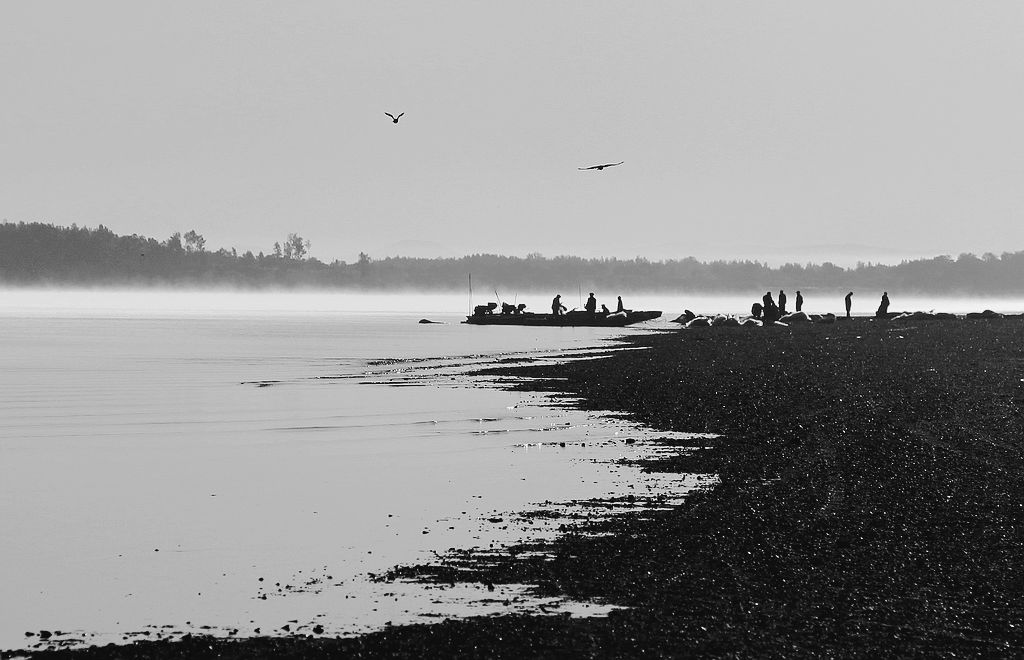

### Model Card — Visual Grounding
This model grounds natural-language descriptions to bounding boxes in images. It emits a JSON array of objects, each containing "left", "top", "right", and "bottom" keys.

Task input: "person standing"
[
  {"left": 845, "top": 291, "right": 853, "bottom": 318},
  {"left": 876, "top": 291, "right": 890, "bottom": 318},
  {"left": 616, "top": 296, "right": 625, "bottom": 313},
  {"left": 551, "top": 294, "right": 566, "bottom": 316},
  {"left": 762, "top": 291, "right": 777, "bottom": 323},
  {"left": 778, "top": 290, "right": 788, "bottom": 315},
  {"left": 585, "top": 293, "right": 597, "bottom": 314},
  {"left": 795, "top": 290, "right": 803, "bottom": 312}
]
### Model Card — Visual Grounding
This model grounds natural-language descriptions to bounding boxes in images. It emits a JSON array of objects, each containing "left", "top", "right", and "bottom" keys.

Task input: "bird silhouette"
[
  {"left": 578, "top": 161, "right": 624, "bottom": 171},
  {"left": 385, "top": 112, "right": 404, "bottom": 124}
]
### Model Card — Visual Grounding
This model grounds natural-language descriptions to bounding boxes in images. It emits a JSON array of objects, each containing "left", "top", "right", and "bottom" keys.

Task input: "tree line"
[{"left": 2, "top": 221, "right": 1024, "bottom": 294}]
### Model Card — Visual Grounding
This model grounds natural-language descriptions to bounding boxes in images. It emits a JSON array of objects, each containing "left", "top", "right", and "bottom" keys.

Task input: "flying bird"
[
  {"left": 385, "top": 112, "right": 404, "bottom": 124},
  {"left": 578, "top": 161, "right": 624, "bottom": 171}
]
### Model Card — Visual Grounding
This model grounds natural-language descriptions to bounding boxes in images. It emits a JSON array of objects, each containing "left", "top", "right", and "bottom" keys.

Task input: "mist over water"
[
  {"left": 1, "top": 288, "right": 478, "bottom": 317},
  {"left": 1, "top": 288, "right": 684, "bottom": 319},
  {"left": 3, "top": 287, "right": 1023, "bottom": 320}
]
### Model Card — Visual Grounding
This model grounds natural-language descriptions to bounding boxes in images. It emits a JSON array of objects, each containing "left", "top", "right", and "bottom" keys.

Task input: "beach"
[{"left": 15, "top": 315, "right": 1024, "bottom": 658}]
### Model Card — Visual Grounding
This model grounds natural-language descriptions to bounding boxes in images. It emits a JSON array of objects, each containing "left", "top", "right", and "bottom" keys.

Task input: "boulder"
[
  {"left": 779, "top": 312, "right": 810, "bottom": 323},
  {"left": 684, "top": 317, "right": 711, "bottom": 328}
]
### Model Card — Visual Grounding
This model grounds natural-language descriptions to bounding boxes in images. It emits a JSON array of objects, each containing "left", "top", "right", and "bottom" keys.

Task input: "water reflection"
[{"left": 1, "top": 306, "right": 705, "bottom": 652}]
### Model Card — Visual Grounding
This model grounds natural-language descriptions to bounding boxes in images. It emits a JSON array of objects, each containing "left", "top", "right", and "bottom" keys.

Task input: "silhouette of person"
[
  {"left": 616, "top": 296, "right": 625, "bottom": 313},
  {"left": 876, "top": 291, "right": 890, "bottom": 318},
  {"left": 601, "top": 304, "right": 610, "bottom": 314},
  {"left": 551, "top": 294, "right": 566, "bottom": 316},
  {"left": 845, "top": 292, "right": 853, "bottom": 318},
  {"left": 762, "top": 291, "right": 778, "bottom": 323},
  {"left": 778, "top": 290, "right": 788, "bottom": 315},
  {"left": 585, "top": 293, "right": 597, "bottom": 314},
  {"left": 795, "top": 290, "right": 803, "bottom": 312},
  {"left": 751, "top": 302, "right": 763, "bottom": 319}
]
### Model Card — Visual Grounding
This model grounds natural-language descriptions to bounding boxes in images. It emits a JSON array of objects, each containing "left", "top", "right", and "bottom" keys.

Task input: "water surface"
[{"left": 1, "top": 290, "right": 699, "bottom": 651}]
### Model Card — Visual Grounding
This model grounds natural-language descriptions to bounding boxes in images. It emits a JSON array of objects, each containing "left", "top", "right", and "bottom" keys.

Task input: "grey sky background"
[{"left": 3, "top": 2, "right": 1023, "bottom": 264}]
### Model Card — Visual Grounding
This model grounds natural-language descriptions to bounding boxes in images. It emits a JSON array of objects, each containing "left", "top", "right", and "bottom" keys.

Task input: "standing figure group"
[
  {"left": 749, "top": 290, "right": 890, "bottom": 322},
  {"left": 755, "top": 289, "right": 793, "bottom": 322},
  {"left": 551, "top": 292, "right": 626, "bottom": 316}
]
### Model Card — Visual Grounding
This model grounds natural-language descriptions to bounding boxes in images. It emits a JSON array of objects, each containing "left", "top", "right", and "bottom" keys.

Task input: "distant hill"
[{"left": 2, "top": 221, "right": 1024, "bottom": 294}]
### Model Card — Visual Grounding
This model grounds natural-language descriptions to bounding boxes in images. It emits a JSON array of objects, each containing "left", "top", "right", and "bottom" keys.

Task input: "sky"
[{"left": 3, "top": 2, "right": 1023, "bottom": 265}]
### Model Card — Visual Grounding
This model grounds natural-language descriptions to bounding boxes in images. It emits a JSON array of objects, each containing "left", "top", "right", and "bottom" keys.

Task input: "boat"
[{"left": 463, "top": 309, "right": 661, "bottom": 327}]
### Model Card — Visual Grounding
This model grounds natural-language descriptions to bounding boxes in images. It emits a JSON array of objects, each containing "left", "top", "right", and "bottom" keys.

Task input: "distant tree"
[
  {"left": 183, "top": 230, "right": 205, "bottom": 253},
  {"left": 287, "top": 233, "right": 310, "bottom": 260},
  {"left": 166, "top": 232, "right": 183, "bottom": 252},
  {"left": 273, "top": 242, "right": 282, "bottom": 258},
  {"left": 358, "top": 251, "right": 372, "bottom": 279}
]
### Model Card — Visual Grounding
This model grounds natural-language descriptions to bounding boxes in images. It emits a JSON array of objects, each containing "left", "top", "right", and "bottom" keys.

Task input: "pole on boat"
[{"left": 468, "top": 273, "right": 473, "bottom": 315}]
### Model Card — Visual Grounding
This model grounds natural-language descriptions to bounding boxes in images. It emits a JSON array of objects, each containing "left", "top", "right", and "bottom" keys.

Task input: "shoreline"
[
  {"left": 16, "top": 317, "right": 1024, "bottom": 657},
  {"left": 5, "top": 327, "right": 678, "bottom": 656}
]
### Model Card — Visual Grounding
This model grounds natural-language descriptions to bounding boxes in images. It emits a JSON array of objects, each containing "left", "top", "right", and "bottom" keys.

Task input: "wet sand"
[{"left": 16, "top": 317, "right": 1024, "bottom": 658}]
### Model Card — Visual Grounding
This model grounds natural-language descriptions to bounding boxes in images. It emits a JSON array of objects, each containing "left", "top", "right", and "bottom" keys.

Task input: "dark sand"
[{"left": 16, "top": 318, "right": 1024, "bottom": 658}]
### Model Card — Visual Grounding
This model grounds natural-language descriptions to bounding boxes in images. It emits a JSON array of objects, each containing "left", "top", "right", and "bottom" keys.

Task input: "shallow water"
[{"left": 0, "top": 290, "right": 708, "bottom": 651}]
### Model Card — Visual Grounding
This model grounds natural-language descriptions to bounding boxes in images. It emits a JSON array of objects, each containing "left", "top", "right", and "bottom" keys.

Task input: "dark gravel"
[{"left": 17, "top": 317, "right": 1024, "bottom": 658}]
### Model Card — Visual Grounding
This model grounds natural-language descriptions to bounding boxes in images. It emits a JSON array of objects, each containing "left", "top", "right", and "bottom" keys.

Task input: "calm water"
[{"left": 0, "top": 290, "right": 705, "bottom": 651}]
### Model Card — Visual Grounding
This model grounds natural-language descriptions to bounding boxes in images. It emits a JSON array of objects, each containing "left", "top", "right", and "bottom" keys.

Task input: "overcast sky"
[{"left": 3, "top": 2, "right": 1023, "bottom": 264}]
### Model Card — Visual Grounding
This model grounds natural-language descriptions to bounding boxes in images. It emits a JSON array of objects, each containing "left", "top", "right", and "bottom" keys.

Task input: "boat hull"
[{"left": 463, "top": 310, "right": 661, "bottom": 327}]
